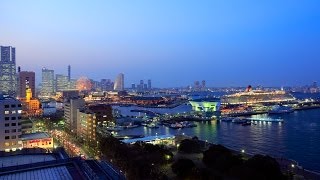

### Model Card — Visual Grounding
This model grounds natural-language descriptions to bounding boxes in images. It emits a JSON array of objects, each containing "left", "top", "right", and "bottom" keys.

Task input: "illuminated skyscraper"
[
  {"left": 41, "top": 68, "right": 55, "bottom": 97},
  {"left": 114, "top": 73, "right": 124, "bottom": 91},
  {"left": 56, "top": 74, "right": 69, "bottom": 92},
  {"left": 148, "top": 79, "right": 152, "bottom": 89},
  {"left": 17, "top": 71, "right": 35, "bottom": 98},
  {"left": 0, "top": 46, "right": 17, "bottom": 96}
]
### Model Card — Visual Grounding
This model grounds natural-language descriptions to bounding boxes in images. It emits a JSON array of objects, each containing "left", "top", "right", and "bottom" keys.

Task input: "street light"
[{"left": 241, "top": 149, "right": 245, "bottom": 153}]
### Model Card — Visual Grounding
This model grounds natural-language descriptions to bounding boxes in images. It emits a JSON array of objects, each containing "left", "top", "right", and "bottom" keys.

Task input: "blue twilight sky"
[{"left": 1, "top": 0, "right": 320, "bottom": 87}]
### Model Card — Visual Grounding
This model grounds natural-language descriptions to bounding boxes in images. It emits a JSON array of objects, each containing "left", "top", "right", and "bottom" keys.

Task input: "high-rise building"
[
  {"left": 68, "top": 79, "right": 77, "bottom": 89},
  {"left": 101, "top": 79, "right": 113, "bottom": 91},
  {"left": 68, "top": 65, "right": 71, "bottom": 82},
  {"left": 202, "top": 80, "right": 206, "bottom": 89},
  {"left": 17, "top": 71, "right": 35, "bottom": 98},
  {"left": 138, "top": 80, "right": 144, "bottom": 91},
  {"left": 131, "top": 83, "right": 136, "bottom": 89},
  {"left": 56, "top": 74, "right": 69, "bottom": 92},
  {"left": 147, "top": 79, "right": 152, "bottom": 89},
  {"left": 41, "top": 68, "right": 54, "bottom": 97},
  {"left": 0, "top": 94, "right": 23, "bottom": 152},
  {"left": 77, "top": 109, "right": 97, "bottom": 146},
  {"left": 194, "top": 81, "right": 200, "bottom": 90},
  {"left": 0, "top": 46, "right": 17, "bottom": 96},
  {"left": 64, "top": 98, "right": 85, "bottom": 134},
  {"left": 114, "top": 73, "right": 124, "bottom": 91}
]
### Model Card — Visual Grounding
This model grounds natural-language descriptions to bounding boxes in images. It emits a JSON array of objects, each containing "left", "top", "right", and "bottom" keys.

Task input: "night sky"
[{"left": 1, "top": 1, "right": 320, "bottom": 87}]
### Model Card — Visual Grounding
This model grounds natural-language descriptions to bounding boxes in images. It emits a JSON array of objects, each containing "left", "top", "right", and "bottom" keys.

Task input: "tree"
[
  {"left": 244, "top": 155, "right": 284, "bottom": 180},
  {"left": 178, "top": 139, "right": 201, "bottom": 153},
  {"left": 171, "top": 158, "right": 195, "bottom": 178},
  {"left": 203, "top": 144, "right": 243, "bottom": 173}
]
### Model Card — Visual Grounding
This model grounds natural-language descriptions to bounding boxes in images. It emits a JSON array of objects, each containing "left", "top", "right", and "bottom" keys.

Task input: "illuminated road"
[{"left": 50, "top": 130, "right": 88, "bottom": 159}]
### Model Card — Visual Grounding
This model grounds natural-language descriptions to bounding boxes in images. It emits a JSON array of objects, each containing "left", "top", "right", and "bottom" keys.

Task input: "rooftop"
[
  {"left": 0, "top": 154, "right": 56, "bottom": 168},
  {"left": 21, "top": 132, "right": 51, "bottom": 141},
  {"left": 0, "top": 166, "right": 73, "bottom": 180}
]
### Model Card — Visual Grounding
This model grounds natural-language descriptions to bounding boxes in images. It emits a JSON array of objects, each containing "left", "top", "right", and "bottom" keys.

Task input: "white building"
[
  {"left": 41, "top": 68, "right": 55, "bottom": 97},
  {"left": 64, "top": 98, "right": 85, "bottom": 134},
  {"left": 113, "top": 73, "right": 124, "bottom": 91},
  {"left": 0, "top": 94, "right": 23, "bottom": 152}
]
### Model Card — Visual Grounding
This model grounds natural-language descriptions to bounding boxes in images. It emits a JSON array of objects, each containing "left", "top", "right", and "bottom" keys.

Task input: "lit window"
[
  {"left": 18, "top": 110, "right": 22, "bottom": 114},
  {"left": 4, "top": 142, "right": 10, "bottom": 146},
  {"left": 4, "top": 111, "right": 9, "bottom": 114},
  {"left": 12, "top": 110, "right": 16, "bottom": 114}
]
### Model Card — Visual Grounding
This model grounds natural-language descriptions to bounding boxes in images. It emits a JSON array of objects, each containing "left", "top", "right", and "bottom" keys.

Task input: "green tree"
[
  {"left": 178, "top": 139, "right": 201, "bottom": 153},
  {"left": 171, "top": 158, "right": 195, "bottom": 178}
]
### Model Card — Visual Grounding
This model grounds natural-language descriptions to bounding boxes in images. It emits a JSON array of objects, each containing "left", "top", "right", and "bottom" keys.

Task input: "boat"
[
  {"left": 245, "top": 117, "right": 284, "bottom": 122},
  {"left": 268, "top": 105, "right": 294, "bottom": 114},
  {"left": 219, "top": 117, "right": 234, "bottom": 122},
  {"left": 124, "top": 124, "right": 139, "bottom": 129},
  {"left": 232, "top": 118, "right": 247, "bottom": 124},
  {"left": 221, "top": 85, "right": 296, "bottom": 105},
  {"left": 186, "top": 122, "right": 197, "bottom": 128},
  {"left": 170, "top": 123, "right": 183, "bottom": 129},
  {"left": 147, "top": 123, "right": 159, "bottom": 128},
  {"left": 241, "top": 121, "right": 251, "bottom": 126},
  {"left": 105, "top": 126, "right": 124, "bottom": 131}
]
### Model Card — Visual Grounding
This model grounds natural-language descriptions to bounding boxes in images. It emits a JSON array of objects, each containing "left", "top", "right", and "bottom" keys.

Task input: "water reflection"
[{"left": 117, "top": 109, "right": 320, "bottom": 171}]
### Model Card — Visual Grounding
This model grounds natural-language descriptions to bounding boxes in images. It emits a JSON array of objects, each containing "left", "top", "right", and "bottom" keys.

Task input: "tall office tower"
[
  {"left": 202, "top": 80, "right": 206, "bottom": 89},
  {"left": 138, "top": 80, "right": 144, "bottom": 91},
  {"left": 113, "top": 73, "right": 124, "bottom": 91},
  {"left": 41, "top": 68, "right": 55, "bottom": 97},
  {"left": 0, "top": 46, "right": 17, "bottom": 96},
  {"left": 56, "top": 74, "right": 69, "bottom": 92},
  {"left": 312, "top": 81, "right": 318, "bottom": 89},
  {"left": 0, "top": 94, "right": 22, "bottom": 152},
  {"left": 68, "top": 65, "right": 71, "bottom": 82},
  {"left": 64, "top": 98, "right": 85, "bottom": 134},
  {"left": 68, "top": 79, "right": 77, "bottom": 89},
  {"left": 17, "top": 71, "right": 35, "bottom": 98},
  {"left": 101, "top": 79, "right": 107, "bottom": 91},
  {"left": 147, "top": 79, "right": 152, "bottom": 89},
  {"left": 194, "top": 81, "right": 200, "bottom": 90},
  {"left": 131, "top": 83, "right": 136, "bottom": 89}
]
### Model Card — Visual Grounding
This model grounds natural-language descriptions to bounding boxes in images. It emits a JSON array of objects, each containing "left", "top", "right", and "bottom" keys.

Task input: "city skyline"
[{"left": 1, "top": 1, "right": 320, "bottom": 87}]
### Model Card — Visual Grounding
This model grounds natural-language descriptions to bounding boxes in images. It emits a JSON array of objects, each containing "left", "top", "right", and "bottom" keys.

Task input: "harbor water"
[{"left": 115, "top": 105, "right": 320, "bottom": 172}]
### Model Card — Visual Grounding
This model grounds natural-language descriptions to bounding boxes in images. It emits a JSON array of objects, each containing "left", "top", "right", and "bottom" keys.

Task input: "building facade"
[
  {"left": 56, "top": 74, "right": 69, "bottom": 92},
  {"left": 77, "top": 109, "right": 97, "bottom": 147},
  {"left": 113, "top": 73, "right": 124, "bottom": 91},
  {"left": 147, "top": 79, "right": 152, "bottom": 89},
  {"left": 17, "top": 71, "right": 35, "bottom": 98},
  {"left": 0, "top": 46, "right": 17, "bottom": 96},
  {"left": 0, "top": 95, "right": 23, "bottom": 152},
  {"left": 41, "top": 68, "right": 55, "bottom": 97},
  {"left": 64, "top": 98, "right": 85, "bottom": 134}
]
